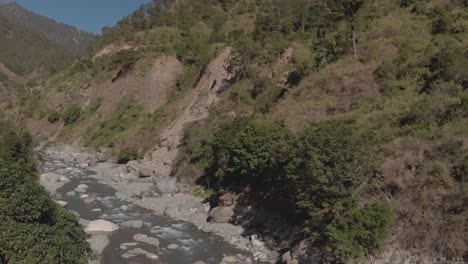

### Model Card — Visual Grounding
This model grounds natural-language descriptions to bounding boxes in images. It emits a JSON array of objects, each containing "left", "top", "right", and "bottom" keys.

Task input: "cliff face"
[{"left": 14, "top": 0, "right": 468, "bottom": 263}]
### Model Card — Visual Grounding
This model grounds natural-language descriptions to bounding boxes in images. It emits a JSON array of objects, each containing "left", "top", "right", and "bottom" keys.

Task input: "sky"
[{"left": 14, "top": 0, "right": 152, "bottom": 34}]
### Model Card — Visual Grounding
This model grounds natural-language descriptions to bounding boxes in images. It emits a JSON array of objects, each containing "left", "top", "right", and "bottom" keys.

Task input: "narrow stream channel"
[{"left": 42, "top": 154, "right": 255, "bottom": 264}]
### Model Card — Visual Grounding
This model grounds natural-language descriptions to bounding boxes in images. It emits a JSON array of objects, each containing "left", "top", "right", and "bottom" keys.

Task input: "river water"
[{"left": 42, "top": 154, "right": 254, "bottom": 264}]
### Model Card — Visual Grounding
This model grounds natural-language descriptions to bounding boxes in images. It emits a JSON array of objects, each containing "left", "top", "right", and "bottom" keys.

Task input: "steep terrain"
[
  {"left": 15, "top": 0, "right": 468, "bottom": 263},
  {"left": 0, "top": 2, "right": 94, "bottom": 77},
  {"left": 0, "top": 2, "right": 94, "bottom": 54}
]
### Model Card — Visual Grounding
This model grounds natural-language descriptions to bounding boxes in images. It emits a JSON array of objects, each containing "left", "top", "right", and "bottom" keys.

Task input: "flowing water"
[{"left": 42, "top": 154, "right": 253, "bottom": 264}]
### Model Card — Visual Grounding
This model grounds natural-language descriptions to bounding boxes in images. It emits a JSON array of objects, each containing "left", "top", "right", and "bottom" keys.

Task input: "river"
[{"left": 41, "top": 151, "right": 256, "bottom": 264}]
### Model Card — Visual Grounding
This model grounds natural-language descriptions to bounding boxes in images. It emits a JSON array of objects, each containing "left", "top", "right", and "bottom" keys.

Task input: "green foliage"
[
  {"left": 210, "top": 118, "right": 294, "bottom": 187},
  {"left": 286, "top": 121, "right": 377, "bottom": 231},
  {"left": 117, "top": 146, "right": 140, "bottom": 164},
  {"left": 62, "top": 105, "right": 83, "bottom": 126},
  {"left": 0, "top": 120, "right": 90, "bottom": 263},
  {"left": 91, "top": 98, "right": 144, "bottom": 147},
  {"left": 325, "top": 201, "right": 394, "bottom": 261}
]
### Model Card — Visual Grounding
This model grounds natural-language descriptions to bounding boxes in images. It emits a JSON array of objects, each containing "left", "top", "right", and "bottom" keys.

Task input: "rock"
[
  {"left": 96, "top": 153, "right": 108, "bottom": 163},
  {"left": 138, "top": 189, "right": 154, "bottom": 198},
  {"left": 122, "top": 253, "right": 136, "bottom": 259},
  {"left": 250, "top": 235, "right": 265, "bottom": 249},
  {"left": 127, "top": 248, "right": 158, "bottom": 260},
  {"left": 88, "top": 235, "right": 109, "bottom": 255},
  {"left": 83, "top": 196, "right": 96, "bottom": 204},
  {"left": 115, "top": 190, "right": 136, "bottom": 199},
  {"left": 66, "top": 191, "right": 76, "bottom": 196},
  {"left": 59, "top": 176, "right": 70, "bottom": 182},
  {"left": 282, "top": 251, "right": 295, "bottom": 263},
  {"left": 120, "top": 205, "right": 129, "bottom": 211},
  {"left": 56, "top": 201, "right": 68, "bottom": 207},
  {"left": 120, "top": 220, "right": 144, "bottom": 228},
  {"left": 167, "top": 244, "right": 179, "bottom": 250},
  {"left": 91, "top": 208, "right": 102, "bottom": 212},
  {"left": 219, "top": 192, "right": 236, "bottom": 206},
  {"left": 74, "top": 184, "right": 88, "bottom": 193},
  {"left": 192, "top": 261, "right": 206, "bottom": 264},
  {"left": 86, "top": 220, "right": 119, "bottom": 233},
  {"left": 208, "top": 206, "right": 234, "bottom": 223},
  {"left": 222, "top": 256, "right": 238, "bottom": 263},
  {"left": 138, "top": 167, "right": 154, "bottom": 178},
  {"left": 80, "top": 194, "right": 89, "bottom": 198},
  {"left": 133, "top": 234, "right": 160, "bottom": 246},
  {"left": 153, "top": 176, "right": 177, "bottom": 194},
  {"left": 40, "top": 173, "right": 64, "bottom": 194}
]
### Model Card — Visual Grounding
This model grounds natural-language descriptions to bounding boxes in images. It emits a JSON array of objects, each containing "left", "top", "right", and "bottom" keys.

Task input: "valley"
[{"left": 0, "top": 0, "right": 467, "bottom": 264}]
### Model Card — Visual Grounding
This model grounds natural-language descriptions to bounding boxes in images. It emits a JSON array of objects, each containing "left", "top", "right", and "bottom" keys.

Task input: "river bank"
[{"left": 39, "top": 145, "right": 278, "bottom": 263}]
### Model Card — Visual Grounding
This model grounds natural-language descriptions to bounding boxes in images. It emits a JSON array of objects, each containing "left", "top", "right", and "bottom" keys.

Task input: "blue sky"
[{"left": 15, "top": 0, "right": 152, "bottom": 34}]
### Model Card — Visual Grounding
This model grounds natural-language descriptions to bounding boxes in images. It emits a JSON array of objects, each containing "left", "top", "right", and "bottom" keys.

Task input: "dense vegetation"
[
  {"left": 11, "top": 0, "right": 467, "bottom": 263},
  {"left": 0, "top": 120, "right": 91, "bottom": 263}
]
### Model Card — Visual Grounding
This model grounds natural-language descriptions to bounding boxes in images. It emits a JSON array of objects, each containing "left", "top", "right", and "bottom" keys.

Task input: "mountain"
[
  {"left": 0, "top": 2, "right": 94, "bottom": 54},
  {"left": 9, "top": 0, "right": 468, "bottom": 263}
]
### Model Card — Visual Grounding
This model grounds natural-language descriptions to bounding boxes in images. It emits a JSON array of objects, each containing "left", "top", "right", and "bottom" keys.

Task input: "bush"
[
  {"left": 325, "top": 201, "right": 394, "bottom": 261},
  {"left": 287, "top": 121, "right": 377, "bottom": 217},
  {"left": 210, "top": 118, "right": 294, "bottom": 187},
  {"left": 117, "top": 147, "right": 140, "bottom": 164},
  {"left": 62, "top": 105, "right": 83, "bottom": 125},
  {"left": 47, "top": 110, "right": 60, "bottom": 123},
  {"left": 0, "top": 120, "right": 91, "bottom": 263}
]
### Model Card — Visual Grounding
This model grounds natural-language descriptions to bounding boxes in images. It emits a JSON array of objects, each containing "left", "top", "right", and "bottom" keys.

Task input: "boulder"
[
  {"left": 83, "top": 196, "right": 96, "bottom": 204},
  {"left": 66, "top": 191, "right": 76, "bottom": 196},
  {"left": 219, "top": 192, "right": 236, "bottom": 206},
  {"left": 40, "top": 173, "right": 64, "bottom": 194},
  {"left": 133, "top": 234, "right": 160, "bottom": 246},
  {"left": 56, "top": 201, "right": 68, "bottom": 207},
  {"left": 208, "top": 206, "right": 234, "bottom": 223},
  {"left": 153, "top": 176, "right": 177, "bottom": 194},
  {"left": 127, "top": 248, "right": 158, "bottom": 260},
  {"left": 86, "top": 220, "right": 119, "bottom": 233},
  {"left": 96, "top": 153, "right": 108, "bottom": 163},
  {"left": 87, "top": 234, "right": 109, "bottom": 255},
  {"left": 167, "top": 244, "right": 179, "bottom": 250},
  {"left": 120, "top": 220, "right": 144, "bottom": 228},
  {"left": 74, "top": 184, "right": 88, "bottom": 193},
  {"left": 222, "top": 256, "right": 238, "bottom": 263},
  {"left": 138, "top": 167, "right": 154, "bottom": 178}
]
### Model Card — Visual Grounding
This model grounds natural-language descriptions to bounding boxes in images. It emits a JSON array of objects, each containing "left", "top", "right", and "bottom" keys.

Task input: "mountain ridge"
[{"left": 0, "top": 2, "right": 94, "bottom": 54}]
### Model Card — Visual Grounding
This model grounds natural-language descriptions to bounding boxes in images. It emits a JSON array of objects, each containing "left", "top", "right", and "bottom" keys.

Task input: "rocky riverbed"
[{"left": 39, "top": 146, "right": 278, "bottom": 263}]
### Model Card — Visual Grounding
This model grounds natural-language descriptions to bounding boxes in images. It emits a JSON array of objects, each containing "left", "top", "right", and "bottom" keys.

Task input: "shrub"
[
  {"left": 325, "top": 201, "right": 394, "bottom": 261},
  {"left": 285, "top": 120, "right": 380, "bottom": 251},
  {"left": 210, "top": 118, "right": 294, "bottom": 187},
  {"left": 117, "top": 147, "right": 140, "bottom": 164},
  {"left": 91, "top": 98, "right": 144, "bottom": 147},
  {"left": 47, "top": 110, "right": 60, "bottom": 123},
  {"left": 62, "top": 105, "right": 82, "bottom": 125},
  {"left": 0, "top": 120, "right": 91, "bottom": 263}
]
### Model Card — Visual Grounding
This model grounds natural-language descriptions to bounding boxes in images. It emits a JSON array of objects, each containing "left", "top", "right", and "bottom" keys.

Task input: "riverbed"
[{"left": 41, "top": 150, "right": 256, "bottom": 264}]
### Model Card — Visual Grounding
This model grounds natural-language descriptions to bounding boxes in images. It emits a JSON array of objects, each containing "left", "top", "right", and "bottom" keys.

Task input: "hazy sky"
[{"left": 14, "top": 0, "right": 152, "bottom": 34}]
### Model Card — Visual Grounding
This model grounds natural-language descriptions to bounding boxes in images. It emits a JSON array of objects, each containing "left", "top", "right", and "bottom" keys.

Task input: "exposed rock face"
[
  {"left": 208, "top": 206, "right": 234, "bottom": 223},
  {"left": 148, "top": 47, "right": 236, "bottom": 176},
  {"left": 86, "top": 220, "right": 119, "bottom": 233}
]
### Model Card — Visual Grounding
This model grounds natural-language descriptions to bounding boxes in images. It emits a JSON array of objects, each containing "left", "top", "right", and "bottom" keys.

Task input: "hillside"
[
  {"left": 0, "top": 2, "right": 94, "bottom": 54},
  {"left": 18, "top": 0, "right": 468, "bottom": 263}
]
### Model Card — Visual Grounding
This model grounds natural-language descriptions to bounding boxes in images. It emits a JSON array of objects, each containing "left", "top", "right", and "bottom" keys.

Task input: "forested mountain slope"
[
  {"left": 16, "top": 0, "right": 467, "bottom": 263},
  {"left": 0, "top": 2, "right": 94, "bottom": 54}
]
